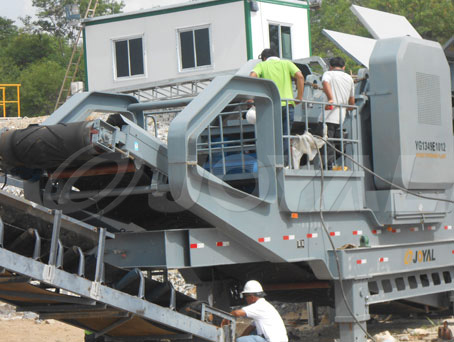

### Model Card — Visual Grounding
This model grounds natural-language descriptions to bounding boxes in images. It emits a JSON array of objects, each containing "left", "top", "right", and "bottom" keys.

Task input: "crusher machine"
[{"left": 0, "top": 5, "right": 453, "bottom": 342}]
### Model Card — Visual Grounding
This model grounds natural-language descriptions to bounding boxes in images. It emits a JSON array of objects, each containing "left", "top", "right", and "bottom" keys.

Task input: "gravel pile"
[
  {"left": 167, "top": 269, "right": 196, "bottom": 298},
  {"left": 0, "top": 303, "right": 37, "bottom": 321},
  {"left": 0, "top": 116, "right": 49, "bottom": 130}
]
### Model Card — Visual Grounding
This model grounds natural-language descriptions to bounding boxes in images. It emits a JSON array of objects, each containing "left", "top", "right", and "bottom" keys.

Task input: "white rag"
[{"left": 291, "top": 128, "right": 327, "bottom": 169}]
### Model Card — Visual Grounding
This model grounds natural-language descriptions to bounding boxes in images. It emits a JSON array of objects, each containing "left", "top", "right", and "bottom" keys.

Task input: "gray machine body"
[
  {"left": 0, "top": 34, "right": 453, "bottom": 342},
  {"left": 370, "top": 37, "right": 453, "bottom": 190}
]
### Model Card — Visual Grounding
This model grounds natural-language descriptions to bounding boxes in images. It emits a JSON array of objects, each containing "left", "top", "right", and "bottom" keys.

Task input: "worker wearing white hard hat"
[{"left": 222, "top": 280, "right": 288, "bottom": 342}]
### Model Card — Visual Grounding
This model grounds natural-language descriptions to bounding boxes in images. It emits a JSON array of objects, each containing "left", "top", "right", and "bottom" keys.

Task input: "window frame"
[
  {"left": 112, "top": 34, "right": 146, "bottom": 81},
  {"left": 176, "top": 24, "right": 213, "bottom": 73},
  {"left": 268, "top": 22, "right": 293, "bottom": 60}
]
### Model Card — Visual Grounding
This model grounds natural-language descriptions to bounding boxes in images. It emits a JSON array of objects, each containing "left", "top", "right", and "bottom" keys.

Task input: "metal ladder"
[{"left": 54, "top": 0, "right": 99, "bottom": 111}]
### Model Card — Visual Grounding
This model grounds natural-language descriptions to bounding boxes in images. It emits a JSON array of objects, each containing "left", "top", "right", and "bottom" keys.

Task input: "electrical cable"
[
  {"left": 311, "top": 136, "right": 377, "bottom": 342},
  {"left": 1, "top": 172, "right": 7, "bottom": 190},
  {"left": 309, "top": 131, "right": 454, "bottom": 342},
  {"left": 318, "top": 137, "right": 454, "bottom": 204}
]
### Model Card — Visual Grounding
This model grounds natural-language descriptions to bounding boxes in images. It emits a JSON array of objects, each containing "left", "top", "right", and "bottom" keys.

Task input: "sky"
[{"left": 2, "top": 0, "right": 178, "bottom": 25}]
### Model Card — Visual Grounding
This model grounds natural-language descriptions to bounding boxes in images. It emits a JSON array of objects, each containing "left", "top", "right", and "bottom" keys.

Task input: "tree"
[
  {"left": 365, "top": 0, "right": 454, "bottom": 43},
  {"left": 0, "top": 17, "right": 18, "bottom": 41},
  {"left": 29, "top": 0, "right": 125, "bottom": 40},
  {"left": 0, "top": 26, "right": 71, "bottom": 117},
  {"left": 309, "top": 0, "right": 370, "bottom": 72},
  {"left": 20, "top": 60, "right": 66, "bottom": 116},
  {"left": 310, "top": 0, "right": 454, "bottom": 72},
  {"left": 2, "top": 33, "right": 56, "bottom": 70}
]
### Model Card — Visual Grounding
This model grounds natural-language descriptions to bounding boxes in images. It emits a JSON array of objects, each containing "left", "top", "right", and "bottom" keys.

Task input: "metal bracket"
[
  {"left": 91, "top": 119, "right": 118, "bottom": 153},
  {"left": 43, "top": 265, "right": 55, "bottom": 284},
  {"left": 76, "top": 246, "right": 85, "bottom": 277},
  {"left": 90, "top": 281, "right": 101, "bottom": 300},
  {"left": 201, "top": 303, "right": 236, "bottom": 342},
  {"left": 32, "top": 230, "right": 41, "bottom": 260}
]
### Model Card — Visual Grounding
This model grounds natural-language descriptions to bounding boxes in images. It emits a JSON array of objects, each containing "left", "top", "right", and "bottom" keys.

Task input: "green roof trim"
[
  {"left": 84, "top": 0, "right": 243, "bottom": 26},
  {"left": 244, "top": 0, "right": 253, "bottom": 60},
  {"left": 307, "top": 6, "right": 312, "bottom": 55},
  {"left": 84, "top": 0, "right": 308, "bottom": 26},
  {"left": 256, "top": 0, "right": 309, "bottom": 9},
  {"left": 83, "top": 27, "right": 89, "bottom": 91}
]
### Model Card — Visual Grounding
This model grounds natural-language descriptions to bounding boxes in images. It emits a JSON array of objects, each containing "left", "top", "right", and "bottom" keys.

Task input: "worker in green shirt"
[{"left": 250, "top": 48, "right": 304, "bottom": 165}]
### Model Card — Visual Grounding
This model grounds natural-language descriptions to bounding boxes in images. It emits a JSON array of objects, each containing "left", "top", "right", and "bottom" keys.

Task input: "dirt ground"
[
  {"left": 0, "top": 319, "right": 84, "bottom": 342},
  {"left": 0, "top": 314, "right": 448, "bottom": 342}
]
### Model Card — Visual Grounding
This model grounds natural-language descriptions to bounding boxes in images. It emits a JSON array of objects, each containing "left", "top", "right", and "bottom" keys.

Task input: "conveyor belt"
[
  {"left": 0, "top": 271, "right": 181, "bottom": 337},
  {"left": 0, "top": 240, "right": 226, "bottom": 342},
  {"left": 0, "top": 191, "right": 230, "bottom": 342}
]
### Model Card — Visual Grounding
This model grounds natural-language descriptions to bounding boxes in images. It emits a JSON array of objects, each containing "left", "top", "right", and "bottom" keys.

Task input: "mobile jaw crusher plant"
[{"left": 0, "top": 5, "right": 453, "bottom": 342}]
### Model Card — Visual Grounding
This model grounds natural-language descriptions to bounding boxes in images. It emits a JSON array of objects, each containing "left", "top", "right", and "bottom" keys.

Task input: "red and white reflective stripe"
[
  {"left": 329, "top": 232, "right": 341, "bottom": 237},
  {"left": 372, "top": 229, "right": 382, "bottom": 235},
  {"left": 190, "top": 243, "right": 205, "bottom": 249},
  {"left": 307, "top": 233, "right": 318, "bottom": 238},
  {"left": 445, "top": 225, "right": 452, "bottom": 230},
  {"left": 353, "top": 230, "right": 363, "bottom": 236},
  {"left": 283, "top": 235, "right": 295, "bottom": 240},
  {"left": 427, "top": 226, "right": 436, "bottom": 231},
  {"left": 409, "top": 227, "right": 419, "bottom": 232},
  {"left": 391, "top": 228, "right": 401, "bottom": 233},
  {"left": 356, "top": 259, "right": 367, "bottom": 265},
  {"left": 258, "top": 237, "right": 271, "bottom": 243},
  {"left": 216, "top": 241, "right": 230, "bottom": 247},
  {"left": 379, "top": 257, "right": 389, "bottom": 263}
]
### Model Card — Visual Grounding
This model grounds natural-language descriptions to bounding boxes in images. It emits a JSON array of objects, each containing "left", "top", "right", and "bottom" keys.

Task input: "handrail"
[
  {"left": 0, "top": 84, "right": 21, "bottom": 117},
  {"left": 281, "top": 97, "right": 360, "bottom": 171}
]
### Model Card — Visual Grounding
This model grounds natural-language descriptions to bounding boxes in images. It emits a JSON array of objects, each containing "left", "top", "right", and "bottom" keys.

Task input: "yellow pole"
[
  {"left": 16, "top": 85, "right": 21, "bottom": 117},
  {"left": 1, "top": 87, "right": 5, "bottom": 117}
]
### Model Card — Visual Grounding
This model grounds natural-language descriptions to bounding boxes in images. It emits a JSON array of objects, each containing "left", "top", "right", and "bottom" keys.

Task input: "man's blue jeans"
[
  {"left": 282, "top": 105, "right": 294, "bottom": 165},
  {"left": 237, "top": 335, "right": 267, "bottom": 342}
]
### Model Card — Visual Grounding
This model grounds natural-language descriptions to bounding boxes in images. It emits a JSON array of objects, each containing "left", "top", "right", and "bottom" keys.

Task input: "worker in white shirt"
[
  {"left": 223, "top": 280, "right": 288, "bottom": 342},
  {"left": 318, "top": 56, "right": 355, "bottom": 169}
]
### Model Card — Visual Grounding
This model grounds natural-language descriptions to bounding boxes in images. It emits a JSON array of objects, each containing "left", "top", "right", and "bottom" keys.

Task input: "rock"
[
  {"left": 167, "top": 269, "right": 196, "bottom": 298},
  {"left": 22, "top": 312, "right": 38, "bottom": 320},
  {"left": 408, "top": 328, "right": 430, "bottom": 336},
  {"left": 373, "top": 331, "right": 397, "bottom": 342}
]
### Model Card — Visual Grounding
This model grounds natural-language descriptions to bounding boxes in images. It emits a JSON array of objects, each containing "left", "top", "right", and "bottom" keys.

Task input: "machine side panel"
[{"left": 370, "top": 37, "right": 454, "bottom": 190}]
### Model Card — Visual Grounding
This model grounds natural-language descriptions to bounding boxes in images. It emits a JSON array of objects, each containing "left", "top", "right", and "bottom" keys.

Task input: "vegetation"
[
  {"left": 0, "top": 0, "right": 123, "bottom": 117},
  {"left": 0, "top": 0, "right": 452, "bottom": 116},
  {"left": 310, "top": 0, "right": 454, "bottom": 73}
]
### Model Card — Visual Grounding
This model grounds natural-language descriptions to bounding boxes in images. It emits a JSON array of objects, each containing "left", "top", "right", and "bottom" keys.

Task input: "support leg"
[{"left": 334, "top": 279, "right": 370, "bottom": 342}]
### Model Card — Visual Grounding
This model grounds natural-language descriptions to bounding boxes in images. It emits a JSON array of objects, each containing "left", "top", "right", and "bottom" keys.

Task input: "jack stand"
[{"left": 334, "top": 279, "right": 370, "bottom": 342}]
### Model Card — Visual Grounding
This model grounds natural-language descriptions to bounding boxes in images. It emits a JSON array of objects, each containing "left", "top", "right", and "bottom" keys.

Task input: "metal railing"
[
  {"left": 193, "top": 98, "right": 361, "bottom": 180},
  {"left": 0, "top": 84, "right": 21, "bottom": 117},
  {"left": 196, "top": 101, "right": 257, "bottom": 179},
  {"left": 144, "top": 108, "right": 183, "bottom": 140},
  {"left": 142, "top": 95, "right": 360, "bottom": 180},
  {"left": 282, "top": 98, "right": 360, "bottom": 172}
]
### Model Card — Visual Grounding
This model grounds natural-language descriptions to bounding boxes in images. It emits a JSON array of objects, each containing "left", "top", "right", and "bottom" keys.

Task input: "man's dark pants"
[{"left": 317, "top": 122, "right": 340, "bottom": 169}]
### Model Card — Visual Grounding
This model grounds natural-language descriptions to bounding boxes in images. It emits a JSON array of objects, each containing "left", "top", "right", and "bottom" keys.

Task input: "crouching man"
[
  {"left": 223, "top": 280, "right": 288, "bottom": 342},
  {"left": 438, "top": 321, "right": 453, "bottom": 340}
]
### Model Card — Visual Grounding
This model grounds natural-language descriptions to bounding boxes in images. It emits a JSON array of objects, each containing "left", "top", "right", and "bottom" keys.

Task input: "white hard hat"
[{"left": 241, "top": 280, "right": 263, "bottom": 294}]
